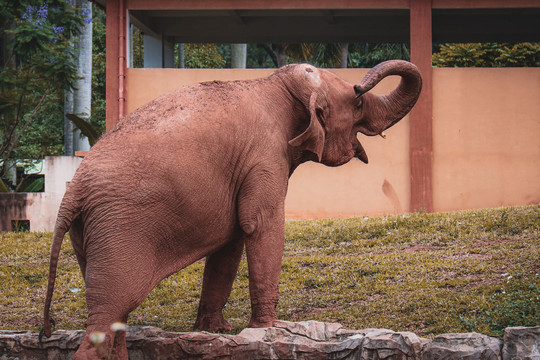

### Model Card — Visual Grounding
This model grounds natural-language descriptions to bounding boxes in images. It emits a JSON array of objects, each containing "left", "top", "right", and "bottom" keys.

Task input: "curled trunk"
[{"left": 354, "top": 60, "right": 422, "bottom": 136}]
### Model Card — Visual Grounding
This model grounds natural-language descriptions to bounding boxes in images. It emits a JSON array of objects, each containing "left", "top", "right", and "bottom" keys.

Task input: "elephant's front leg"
[
  {"left": 194, "top": 235, "right": 244, "bottom": 332},
  {"left": 236, "top": 189, "right": 286, "bottom": 328},
  {"left": 237, "top": 169, "right": 288, "bottom": 328},
  {"left": 243, "top": 208, "right": 285, "bottom": 328}
]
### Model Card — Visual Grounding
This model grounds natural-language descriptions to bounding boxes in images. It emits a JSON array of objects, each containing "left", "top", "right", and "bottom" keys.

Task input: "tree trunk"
[
  {"left": 178, "top": 43, "right": 185, "bottom": 68},
  {"left": 64, "top": 89, "right": 74, "bottom": 156},
  {"left": 231, "top": 44, "right": 247, "bottom": 68},
  {"left": 339, "top": 43, "right": 349, "bottom": 68},
  {"left": 4, "top": 160, "right": 16, "bottom": 189},
  {"left": 274, "top": 44, "right": 287, "bottom": 67},
  {"left": 71, "top": 0, "right": 92, "bottom": 152},
  {"left": 259, "top": 44, "right": 278, "bottom": 67},
  {"left": 0, "top": 24, "right": 15, "bottom": 177}
]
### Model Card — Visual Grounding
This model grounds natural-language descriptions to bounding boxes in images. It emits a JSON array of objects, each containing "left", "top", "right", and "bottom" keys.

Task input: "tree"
[
  {"left": 349, "top": 43, "right": 410, "bottom": 68},
  {"left": 65, "top": 0, "right": 92, "bottom": 154},
  {"left": 0, "top": 0, "right": 85, "bottom": 189},
  {"left": 90, "top": 5, "right": 106, "bottom": 134},
  {"left": 184, "top": 43, "right": 226, "bottom": 69},
  {"left": 432, "top": 43, "right": 540, "bottom": 67},
  {"left": 253, "top": 43, "right": 409, "bottom": 69},
  {"left": 65, "top": 3, "right": 106, "bottom": 154}
]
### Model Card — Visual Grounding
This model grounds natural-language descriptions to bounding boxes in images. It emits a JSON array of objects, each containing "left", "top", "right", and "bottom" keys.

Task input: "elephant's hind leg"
[
  {"left": 74, "top": 246, "right": 156, "bottom": 359},
  {"left": 194, "top": 234, "right": 245, "bottom": 332},
  {"left": 69, "top": 216, "right": 86, "bottom": 279},
  {"left": 73, "top": 315, "right": 129, "bottom": 360}
]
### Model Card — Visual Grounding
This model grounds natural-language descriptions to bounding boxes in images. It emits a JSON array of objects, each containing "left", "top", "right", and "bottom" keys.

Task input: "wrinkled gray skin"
[{"left": 43, "top": 60, "right": 421, "bottom": 359}]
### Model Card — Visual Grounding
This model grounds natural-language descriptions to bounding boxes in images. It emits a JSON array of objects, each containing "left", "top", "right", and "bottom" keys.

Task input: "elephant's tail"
[{"left": 42, "top": 190, "right": 80, "bottom": 339}]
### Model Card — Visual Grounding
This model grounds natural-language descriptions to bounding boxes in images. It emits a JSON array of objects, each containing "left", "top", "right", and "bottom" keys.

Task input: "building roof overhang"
[{"left": 89, "top": 0, "right": 540, "bottom": 44}]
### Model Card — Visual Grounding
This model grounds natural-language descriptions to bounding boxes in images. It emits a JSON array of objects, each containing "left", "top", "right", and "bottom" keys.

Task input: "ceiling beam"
[
  {"left": 129, "top": 11, "right": 160, "bottom": 37},
  {"left": 323, "top": 10, "right": 336, "bottom": 24},
  {"left": 228, "top": 10, "right": 246, "bottom": 25}
]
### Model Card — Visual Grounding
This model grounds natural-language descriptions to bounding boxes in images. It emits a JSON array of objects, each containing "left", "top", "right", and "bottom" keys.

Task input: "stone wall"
[{"left": 1, "top": 321, "right": 538, "bottom": 359}]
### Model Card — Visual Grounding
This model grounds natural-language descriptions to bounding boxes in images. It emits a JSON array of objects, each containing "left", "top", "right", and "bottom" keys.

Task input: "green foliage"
[
  {"left": 264, "top": 42, "right": 410, "bottom": 68},
  {"left": 246, "top": 44, "right": 276, "bottom": 68},
  {"left": 284, "top": 43, "right": 346, "bottom": 68},
  {"left": 184, "top": 43, "right": 226, "bottom": 69},
  {"left": 0, "top": 0, "right": 86, "bottom": 180},
  {"left": 1, "top": 1, "right": 106, "bottom": 187},
  {"left": 131, "top": 28, "right": 144, "bottom": 68},
  {"left": 19, "top": 176, "right": 44, "bottom": 192},
  {"left": 349, "top": 43, "right": 410, "bottom": 67},
  {"left": 213, "top": 42, "right": 539, "bottom": 69},
  {"left": 1, "top": 205, "right": 538, "bottom": 337},
  {"left": 89, "top": 6, "right": 106, "bottom": 135},
  {"left": 473, "top": 274, "right": 538, "bottom": 337},
  {"left": 191, "top": 42, "right": 410, "bottom": 69},
  {"left": 432, "top": 43, "right": 540, "bottom": 67},
  {"left": 0, "top": 178, "right": 9, "bottom": 192},
  {"left": 216, "top": 44, "right": 276, "bottom": 68},
  {"left": 11, "top": 220, "right": 30, "bottom": 232},
  {"left": 14, "top": 100, "right": 64, "bottom": 160}
]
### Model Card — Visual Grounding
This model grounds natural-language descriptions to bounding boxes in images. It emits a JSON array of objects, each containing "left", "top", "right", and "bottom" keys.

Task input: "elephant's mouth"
[{"left": 355, "top": 140, "right": 369, "bottom": 164}]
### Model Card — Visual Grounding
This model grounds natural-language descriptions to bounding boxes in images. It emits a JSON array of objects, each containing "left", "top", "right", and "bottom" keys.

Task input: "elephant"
[{"left": 43, "top": 60, "right": 421, "bottom": 359}]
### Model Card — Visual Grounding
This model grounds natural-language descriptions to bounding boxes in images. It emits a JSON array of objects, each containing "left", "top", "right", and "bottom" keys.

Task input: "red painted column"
[
  {"left": 105, "top": 0, "right": 126, "bottom": 130},
  {"left": 118, "top": 0, "right": 126, "bottom": 121},
  {"left": 105, "top": 0, "right": 119, "bottom": 130},
  {"left": 409, "top": 0, "right": 434, "bottom": 212}
]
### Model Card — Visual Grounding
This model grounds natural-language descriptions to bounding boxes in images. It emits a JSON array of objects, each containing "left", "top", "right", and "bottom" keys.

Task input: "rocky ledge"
[{"left": 1, "top": 321, "right": 538, "bottom": 359}]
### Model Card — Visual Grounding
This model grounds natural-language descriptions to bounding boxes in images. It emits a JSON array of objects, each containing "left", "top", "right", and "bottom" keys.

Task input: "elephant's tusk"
[{"left": 379, "top": 132, "right": 387, "bottom": 139}]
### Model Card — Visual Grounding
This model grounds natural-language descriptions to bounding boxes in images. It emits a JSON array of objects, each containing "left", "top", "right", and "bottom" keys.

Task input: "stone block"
[
  {"left": 502, "top": 326, "right": 540, "bottom": 360},
  {"left": 423, "top": 332, "right": 502, "bottom": 360}
]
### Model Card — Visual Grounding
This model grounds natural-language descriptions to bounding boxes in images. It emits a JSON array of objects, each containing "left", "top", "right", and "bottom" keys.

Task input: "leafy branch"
[
  {"left": 65, "top": 113, "right": 101, "bottom": 146},
  {"left": 0, "top": 0, "right": 86, "bottom": 182},
  {"left": 0, "top": 88, "right": 51, "bottom": 179}
]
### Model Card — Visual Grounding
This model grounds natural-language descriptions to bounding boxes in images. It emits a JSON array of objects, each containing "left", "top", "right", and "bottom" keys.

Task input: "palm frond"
[{"left": 65, "top": 113, "right": 100, "bottom": 146}]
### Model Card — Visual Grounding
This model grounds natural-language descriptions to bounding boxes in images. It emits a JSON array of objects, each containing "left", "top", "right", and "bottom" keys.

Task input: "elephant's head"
[{"left": 280, "top": 60, "right": 422, "bottom": 166}]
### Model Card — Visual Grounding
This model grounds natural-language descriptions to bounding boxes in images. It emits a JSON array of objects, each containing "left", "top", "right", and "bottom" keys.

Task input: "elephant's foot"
[
  {"left": 194, "top": 313, "right": 232, "bottom": 333},
  {"left": 73, "top": 340, "right": 103, "bottom": 360},
  {"left": 248, "top": 302, "right": 278, "bottom": 328},
  {"left": 248, "top": 318, "right": 277, "bottom": 328},
  {"left": 73, "top": 325, "right": 128, "bottom": 360}
]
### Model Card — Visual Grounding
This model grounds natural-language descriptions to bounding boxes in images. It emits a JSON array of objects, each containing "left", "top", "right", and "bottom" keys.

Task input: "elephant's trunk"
[{"left": 354, "top": 60, "right": 422, "bottom": 136}]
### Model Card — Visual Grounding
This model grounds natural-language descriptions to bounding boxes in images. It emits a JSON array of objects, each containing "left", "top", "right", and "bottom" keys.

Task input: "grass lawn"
[{"left": 0, "top": 205, "right": 538, "bottom": 338}]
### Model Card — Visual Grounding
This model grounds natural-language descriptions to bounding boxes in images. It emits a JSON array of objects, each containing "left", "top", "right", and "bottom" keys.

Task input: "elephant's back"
[{"left": 103, "top": 80, "right": 249, "bottom": 136}]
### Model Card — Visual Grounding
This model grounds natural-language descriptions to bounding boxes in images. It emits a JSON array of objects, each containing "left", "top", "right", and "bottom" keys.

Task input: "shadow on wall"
[
  {"left": 0, "top": 156, "right": 82, "bottom": 232},
  {"left": 382, "top": 179, "right": 402, "bottom": 214}
]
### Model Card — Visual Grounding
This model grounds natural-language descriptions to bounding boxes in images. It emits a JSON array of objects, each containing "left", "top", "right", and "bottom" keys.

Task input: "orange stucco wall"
[
  {"left": 125, "top": 67, "right": 540, "bottom": 217},
  {"left": 432, "top": 68, "right": 540, "bottom": 212}
]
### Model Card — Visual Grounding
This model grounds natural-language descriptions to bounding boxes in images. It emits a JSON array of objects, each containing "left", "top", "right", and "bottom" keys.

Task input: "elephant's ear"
[{"left": 288, "top": 92, "right": 326, "bottom": 162}]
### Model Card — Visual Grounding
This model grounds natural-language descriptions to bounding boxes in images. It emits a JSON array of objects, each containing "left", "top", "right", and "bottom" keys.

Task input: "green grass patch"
[{"left": 1, "top": 205, "right": 538, "bottom": 337}]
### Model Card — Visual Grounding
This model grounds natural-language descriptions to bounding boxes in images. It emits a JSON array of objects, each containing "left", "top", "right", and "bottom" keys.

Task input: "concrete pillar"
[
  {"left": 144, "top": 34, "right": 162, "bottom": 68},
  {"left": 231, "top": 44, "right": 247, "bottom": 68},
  {"left": 178, "top": 43, "right": 185, "bottom": 68},
  {"left": 163, "top": 39, "right": 175, "bottom": 68}
]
